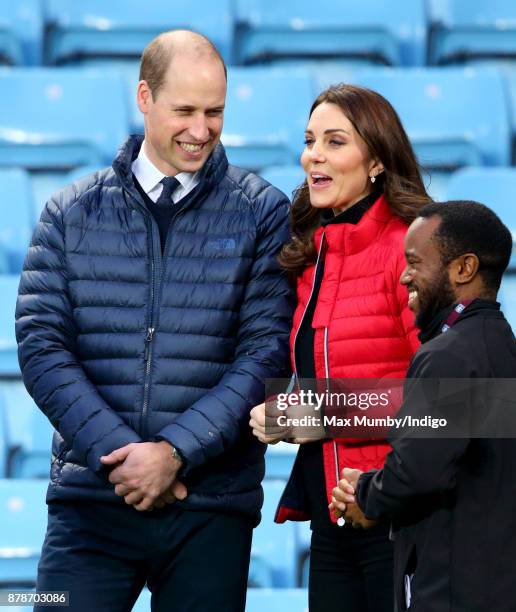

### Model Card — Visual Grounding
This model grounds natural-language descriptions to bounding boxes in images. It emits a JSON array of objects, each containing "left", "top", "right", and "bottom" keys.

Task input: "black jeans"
[
  {"left": 309, "top": 524, "right": 394, "bottom": 612},
  {"left": 35, "top": 500, "right": 253, "bottom": 612}
]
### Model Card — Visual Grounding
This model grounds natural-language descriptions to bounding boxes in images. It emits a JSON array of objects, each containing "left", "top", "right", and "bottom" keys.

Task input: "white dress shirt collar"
[{"left": 131, "top": 140, "right": 200, "bottom": 204}]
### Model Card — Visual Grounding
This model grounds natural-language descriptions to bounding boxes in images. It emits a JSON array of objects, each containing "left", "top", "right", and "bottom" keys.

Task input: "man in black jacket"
[
  {"left": 331, "top": 200, "right": 516, "bottom": 611},
  {"left": 16, "top": 30, "right": 292, "bottom": 612}
]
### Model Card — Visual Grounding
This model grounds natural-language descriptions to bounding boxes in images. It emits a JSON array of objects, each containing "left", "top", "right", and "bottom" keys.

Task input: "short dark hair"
[
  {"left": 139, "top": 30, "right": 227, "bottom": 100},
  {"left": 418, "top": 200, "right": 513, "bottom": 292}
]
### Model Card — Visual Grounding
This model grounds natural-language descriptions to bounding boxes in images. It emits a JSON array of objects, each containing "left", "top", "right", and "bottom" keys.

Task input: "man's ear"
[
  {"left": 136, "top": 80, "right": 152, "bottom": 114},
  {"left": 449, "top": 253, "right": 480, "bottom": 285}
]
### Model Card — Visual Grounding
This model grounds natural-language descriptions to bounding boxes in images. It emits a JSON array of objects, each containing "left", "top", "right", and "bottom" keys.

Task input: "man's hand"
[
  {"left": 149, "top": 479, "right": 188, "bottom": 510},
  {"left": 329, "top": 467, "right": 375, "bottom": 529},
  {"left": 342, "top": 467, "right": 363, "bottom": 490},
  {"left": 250, "top": 401, "right": 291, "bottom": 444},
  {"left": 100, "top": 441, "right": 184, "bottom": 511}
]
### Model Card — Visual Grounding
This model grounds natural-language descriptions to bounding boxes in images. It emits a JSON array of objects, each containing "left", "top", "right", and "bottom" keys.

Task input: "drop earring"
[{"left": 370, "top": 175, "right": 376, "bottom": 184}]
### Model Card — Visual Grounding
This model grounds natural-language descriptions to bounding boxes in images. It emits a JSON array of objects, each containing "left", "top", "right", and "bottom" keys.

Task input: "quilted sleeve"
[{"left": 15, "top": 194, "right": 141, "bottom": 475}]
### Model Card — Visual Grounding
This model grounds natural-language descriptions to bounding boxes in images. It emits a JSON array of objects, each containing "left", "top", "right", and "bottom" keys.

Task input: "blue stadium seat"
[
  {"left": 0, "top": 243, "right": 9, "bottom": 276},
  {"left": 0, "top": 2, "right": 24, "bottom": 65},
  {"left": 0, "top": 275, "right": 21, "bottom": 377},
  {"left": 248, "top": 554, "right": 274, "bottom": 589},
  {"left": 445, "top": 167, "right": 516, "bottom": 268},
  {"left": 354, "top": 67, "right": 511, "bottom": 169},
  {"left": 310, "top": 62, "right": 360, "bottom": 95},
  {"left": 0, "top": 0, "right": 42, "bottom": 65},
  {"left": 251, "top": 480, "right": 298, "bottom": 587},
  {"left": 260, "top": 166, "right": 305, "bottom": 203},
  {"left": 114, "top": 62, "right": 142, "bottom": 133},
  {"left": 0, "top": 168, "right": 34, "bottom": 273},
  {"left": 425, "top": 170, "right": 453, "bottom": 202},
  {"left": 0, "top": 68, "right": 129, "bottom": 170},
  {"left": 131, "top": 587, "right": 151, "bottom": 611},
  {"left": 264, "top": 442, "right": 298, "bottom": 480},
  {"left": 45, "top": 0, "right": 233, "bottom": 65},
  {"left": 3, "top": 382, "right": 53, "bottom": 479},
  {"left": 458, "top": 60, "right": 516, "bottom": 156},
  {"left": 246, "top": 588, "right": 308, "bottom": 612},
  {"left": 0, "top": 479, "right": 48, "bottom": 586},
  {"left": 235, "top": 0, "right": 427, "bottom": 67},
  {"left": 223, "top": 67, "right": 313, "bottom": 170},
  {"left": 429, "top": 0, "right": 516, "bottom": 65},
  {"left": 499, "top": 273, "right": 516, "bottom": 330}
]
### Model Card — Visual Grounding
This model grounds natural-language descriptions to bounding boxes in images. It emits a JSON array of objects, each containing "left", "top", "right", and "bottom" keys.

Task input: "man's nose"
[{"left": 188, "top": 115, "right": 210, "bottom": 142}]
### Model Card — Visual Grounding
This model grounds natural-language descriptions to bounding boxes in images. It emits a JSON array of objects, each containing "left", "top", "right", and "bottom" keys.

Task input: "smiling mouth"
[
  {"left": 408, "top": 289, "right": 418, "bottom": 309},
  {"left": 178, "top": 142, "right": 206, "bottom": 153}
]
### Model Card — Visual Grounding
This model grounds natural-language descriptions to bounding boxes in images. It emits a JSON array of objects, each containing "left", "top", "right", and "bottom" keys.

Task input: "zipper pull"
[{"left": 144, "top": 327, "right": 155, "bottom": 361}]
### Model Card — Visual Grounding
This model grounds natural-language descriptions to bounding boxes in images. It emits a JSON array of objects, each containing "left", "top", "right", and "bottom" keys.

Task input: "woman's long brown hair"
[{"left": 279, "top": 84, "right": 432, "bottom": 275}]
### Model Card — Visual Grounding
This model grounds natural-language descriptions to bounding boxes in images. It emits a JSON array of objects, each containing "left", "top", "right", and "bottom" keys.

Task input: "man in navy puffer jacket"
[{"left": 15, "top": 30, "right": 292, "bottom": 612}]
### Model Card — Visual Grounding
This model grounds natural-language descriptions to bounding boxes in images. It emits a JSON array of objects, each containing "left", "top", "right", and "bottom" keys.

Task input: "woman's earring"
[{"left": 370, "top": 175, "right": 376, "bottom": 184}]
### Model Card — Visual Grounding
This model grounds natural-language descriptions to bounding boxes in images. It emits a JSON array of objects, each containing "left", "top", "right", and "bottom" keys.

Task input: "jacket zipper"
[
  {"left": 140, "top": 206, "right": 188, "bottom": 439},
  {"left": 140, "top": 218, "right": 160, "bottom": 440},
  {"left": 324, "top": 324, "right": 345, "bottom": 527}
]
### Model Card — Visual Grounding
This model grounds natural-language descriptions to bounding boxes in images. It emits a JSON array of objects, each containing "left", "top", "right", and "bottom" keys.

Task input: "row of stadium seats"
[
  {"left": 5, "top": 0, "right": 515, "bottom": 68},
  {"left": 2, "top": 65, "right": 514, "bottom": 172},
  {"left": 1, "top": 65, "right": 516, "bottom": 182}
]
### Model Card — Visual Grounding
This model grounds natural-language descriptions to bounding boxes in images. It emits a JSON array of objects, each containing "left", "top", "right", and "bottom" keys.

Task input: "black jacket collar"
[
  {"left": 321, "top": 189, "right": 382, "bottom": 227},
  {"left": 418, "top": 298, "right": 501, "bottom": 344}
]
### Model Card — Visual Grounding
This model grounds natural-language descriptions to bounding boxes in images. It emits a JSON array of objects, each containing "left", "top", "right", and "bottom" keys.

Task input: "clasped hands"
[
  {"left": 100, "top": 441, "right": 187, "bottom": 512},
  {"left": 329, "top": 467, "right": 376, "bottom": 530}
]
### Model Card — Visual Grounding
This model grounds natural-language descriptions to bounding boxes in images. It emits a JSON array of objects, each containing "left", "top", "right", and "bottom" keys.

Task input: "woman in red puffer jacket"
[{"left": 250, "top": 84, "right": 431, "bottom": 612}]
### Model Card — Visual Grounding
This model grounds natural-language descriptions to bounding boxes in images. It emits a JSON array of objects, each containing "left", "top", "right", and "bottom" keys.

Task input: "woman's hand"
[{"left": 250, "top": 401, "right": 291, "bottom": 444}]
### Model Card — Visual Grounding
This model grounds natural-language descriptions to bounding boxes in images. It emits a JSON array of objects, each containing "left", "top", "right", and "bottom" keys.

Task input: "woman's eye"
[
  {"left": 304, "top": 139, "right": 314, "bottom": 146},
  {"left": 329, "top": 140, "right": 344, "bottom": 146}
]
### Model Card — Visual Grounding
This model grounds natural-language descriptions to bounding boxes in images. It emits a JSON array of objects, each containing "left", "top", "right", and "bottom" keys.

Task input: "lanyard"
[{"left": 441, "top": 299, "right": 475, "bottom": 334}]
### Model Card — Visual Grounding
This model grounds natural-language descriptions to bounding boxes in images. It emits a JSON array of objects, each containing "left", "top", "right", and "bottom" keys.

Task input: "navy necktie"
[{"left": 156, "top": 176, "right": 179, "bottom": 207}]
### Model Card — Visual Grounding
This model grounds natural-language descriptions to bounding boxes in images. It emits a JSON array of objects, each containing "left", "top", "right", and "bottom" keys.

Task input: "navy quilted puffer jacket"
[{"left": 15, "top": 135, "right": 293, "bottom": 520}]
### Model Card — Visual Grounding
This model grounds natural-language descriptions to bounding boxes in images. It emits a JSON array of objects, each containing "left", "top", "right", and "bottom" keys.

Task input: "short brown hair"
[{"left": 139, "top": 30, "right": 227, "bottom": 99}]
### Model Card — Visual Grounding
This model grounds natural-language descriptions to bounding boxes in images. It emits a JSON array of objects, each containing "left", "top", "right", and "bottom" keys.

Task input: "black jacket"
[
  {"left": 15, "top": 135, "right": 293, "bottom": 520},
  {"left": 358, "top": 300, "right": 516, "bottom": 611}
]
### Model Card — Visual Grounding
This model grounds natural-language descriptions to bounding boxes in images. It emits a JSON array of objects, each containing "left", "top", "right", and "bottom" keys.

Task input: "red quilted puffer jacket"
[{"left": 276, "top": 194, "right": 420, "bottom": 524}]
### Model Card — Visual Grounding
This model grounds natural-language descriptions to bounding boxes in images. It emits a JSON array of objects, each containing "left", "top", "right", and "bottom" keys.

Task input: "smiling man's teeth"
[{"left": 180, "top": 142, "right": 203, "bottom": 152}]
